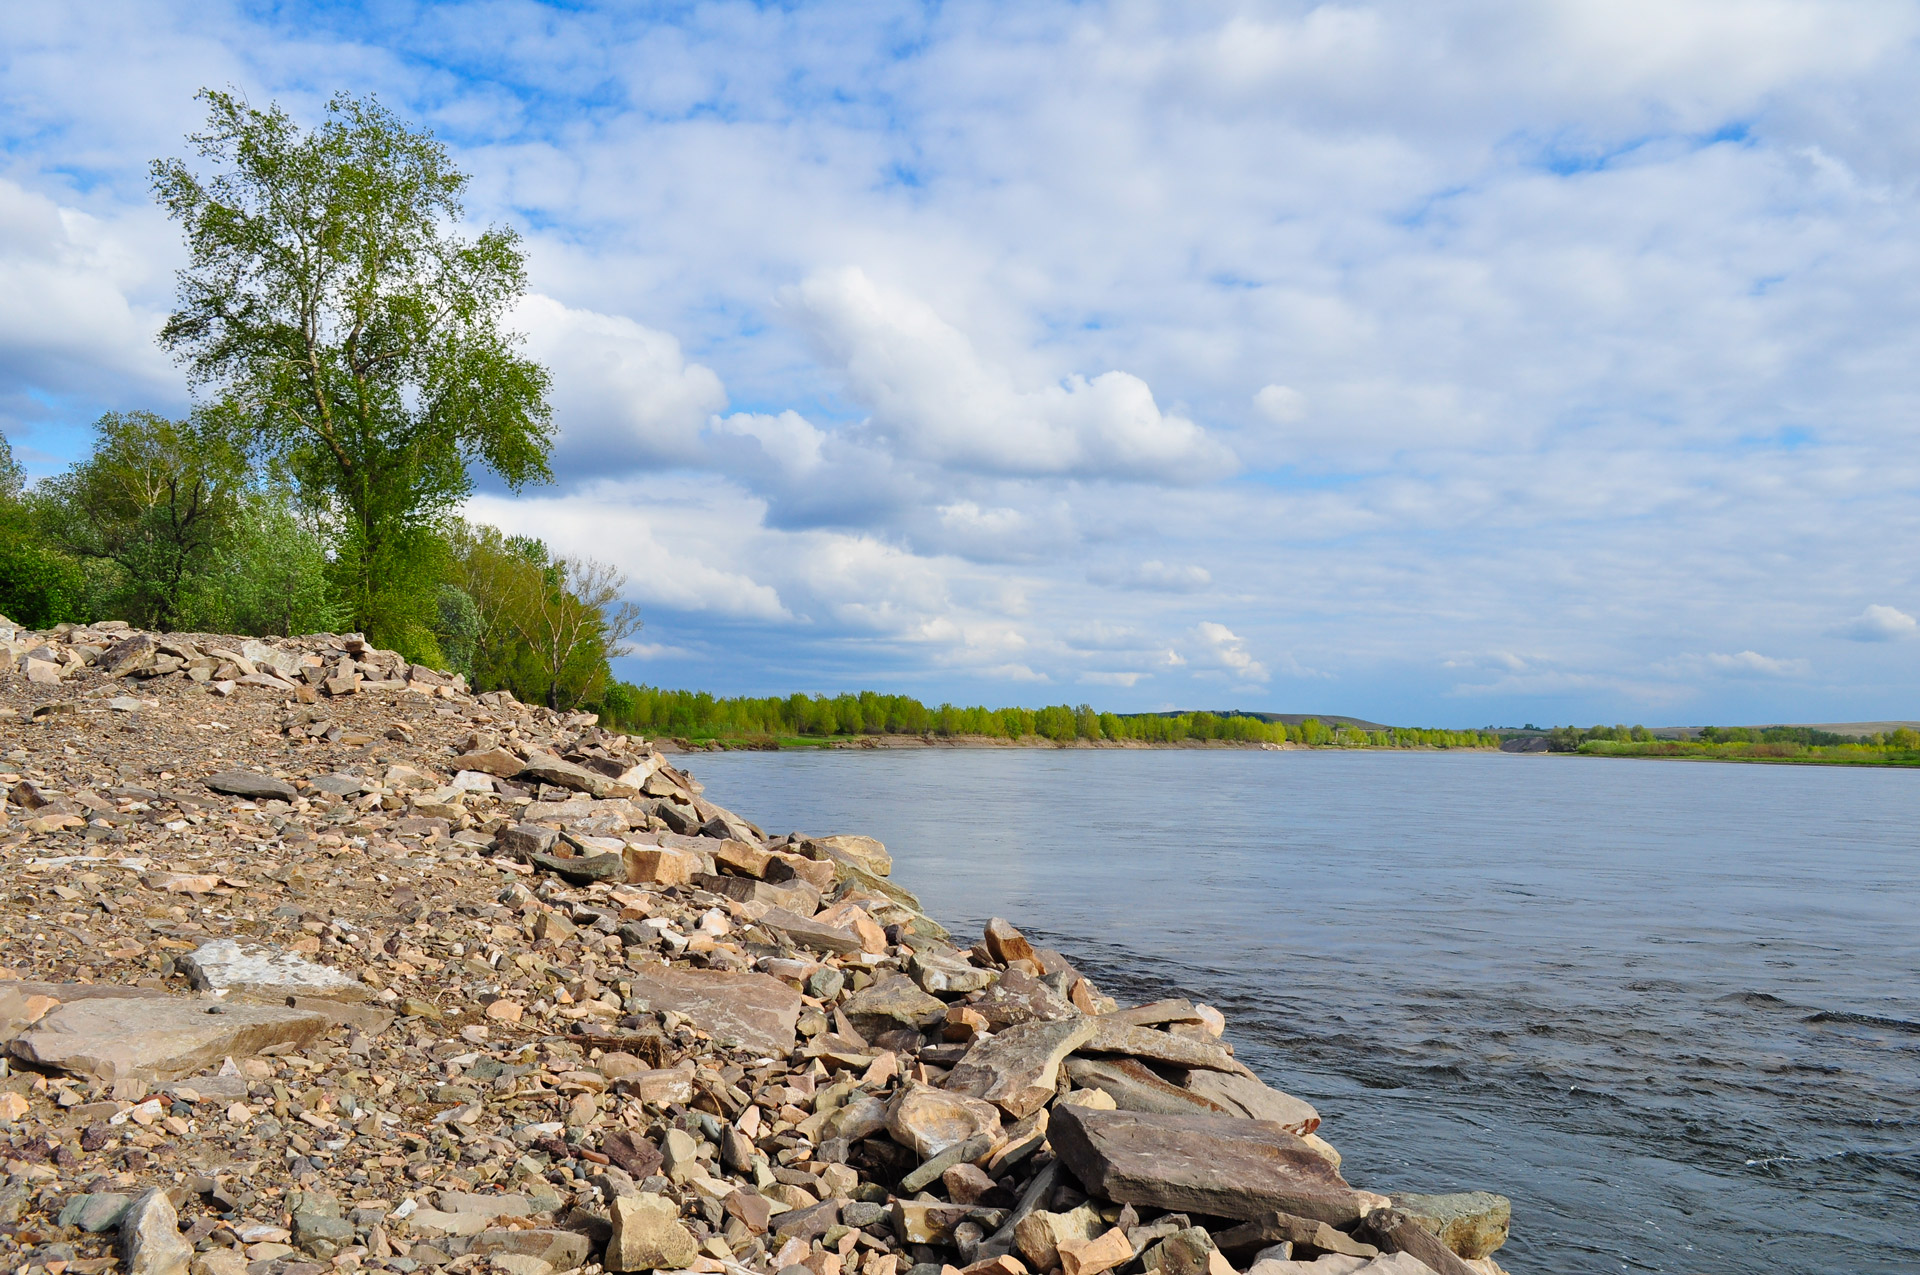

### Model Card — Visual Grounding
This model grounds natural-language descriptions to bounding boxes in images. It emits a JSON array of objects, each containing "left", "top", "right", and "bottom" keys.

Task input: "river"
[{"left": 684, "top": 747, "right": 1920, "bottom": 1274}]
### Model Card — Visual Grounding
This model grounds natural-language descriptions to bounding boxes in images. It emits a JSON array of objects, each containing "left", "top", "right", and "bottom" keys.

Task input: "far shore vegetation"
[
  {"left": 592, "top": 689, "right": 1501, "bottom": 750},
  {"left": 1532, "top": 723, "right": 1920, "bottom": 767}
]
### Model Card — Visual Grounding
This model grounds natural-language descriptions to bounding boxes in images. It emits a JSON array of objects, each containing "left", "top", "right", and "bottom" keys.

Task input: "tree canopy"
[{"left": 151, "top": 89, "right": 552, "bottom": 650}]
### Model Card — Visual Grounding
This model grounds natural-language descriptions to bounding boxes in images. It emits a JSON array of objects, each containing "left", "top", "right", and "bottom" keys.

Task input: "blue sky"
[{"left": 4, "top": 1, "right": 1920, "bottom": 727}]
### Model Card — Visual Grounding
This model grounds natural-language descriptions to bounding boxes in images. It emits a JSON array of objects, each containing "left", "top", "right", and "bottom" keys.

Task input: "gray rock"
[
  {"left": 805, "top": 967, "right": 845, "bottom": 1001},
  {"left": 756, "top": 907, "right": 863, "bottom": 955},
  {"left": 693, "top": 873, "right": 820, "bottom": 914},
  {"left": 177, "top": 939, "right": 362, "bottom": 1000},
  {"left": 59, "top": 1192, "right": 133, "bottom": 1232},
  {"left": 1387, "top": 1192, "right": 1510, "bottom": 1259},
  {"left": 494, "top": 823, "right": 560, "bottom": 859},
  {"left": 1141, "top": 1226, "right": 1222, "bottom": 1275},
  {"left": 971, "top": 968, "right": 1079, "bottom": 1030},
  {"left": 203, "top": 770, "right": 298, "bottom": 801},
  {"left": 306, "top": 774, "right": 365, "bottom": 797},
  {"left": 1047, "top": 1103, "right": 1367, "bottom": 1227},
  {"left": 946, "top": 1017, "right": 1096, "bottom": 1118},
  {"left": 1066, "top": 1057, "right": 1229, "bottom": 1118},
  {"left": 843, "top": 975, "right": 948, "bottom": 1034},
  {"left": 530, "top": 851, "right": 626, "bottom": 885},
  {"left": 119, "top": 1188, "right": 192, "bottom": 1275},
  {"left": 624, "top": 967, "right": 801, "bottom": 1057},
  {"left": 1353, "top": 1208, "right": 1481, "bottom": 1275},
  {"left": 1079, "top": 1021, "right": 1250, "bottom": 1075},
  {"left": 98, "top": 634, "right": 157, "bottom": 676},
  {"left": 910, "top": 949, "right": 998, "bottom": 995},
  {"left": 517, "top": 753, "right": 637, "bottom": 800},
  {"left": 292, "top": 1213, "right": 355, "bottom": 1257},
  {"left": 11, "top": 995, "right": 330, "bottom": 1080}
]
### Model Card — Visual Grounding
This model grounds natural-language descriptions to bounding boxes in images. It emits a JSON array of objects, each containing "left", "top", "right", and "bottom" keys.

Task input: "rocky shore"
[{"left": 0, "top": 620, "right": 1517, "bottom": 1275}]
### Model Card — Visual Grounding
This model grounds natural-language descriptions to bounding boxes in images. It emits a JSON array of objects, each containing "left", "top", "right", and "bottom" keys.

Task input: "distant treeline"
[
  {"left": 595, "top": 686, "right": 1501, "bottom": 749},
  {"left": 1537, "top": 723, "right": 1920, "bottom": 765}
]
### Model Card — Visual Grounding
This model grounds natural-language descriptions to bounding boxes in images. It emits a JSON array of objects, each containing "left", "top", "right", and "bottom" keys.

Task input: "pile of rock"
[{"left": 0, "top": 618, "right": 1517, "bottom": 1275}]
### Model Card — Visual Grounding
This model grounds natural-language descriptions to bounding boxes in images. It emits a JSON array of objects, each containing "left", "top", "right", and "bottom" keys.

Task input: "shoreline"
[{"left": 1, "top": 619, "right": 1520, "bottom": 1275}]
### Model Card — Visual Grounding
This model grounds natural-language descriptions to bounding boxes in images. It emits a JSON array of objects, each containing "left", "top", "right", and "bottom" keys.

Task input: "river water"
[{"left": 684, "top": 748, "right": 1920, "bottom": 1275}]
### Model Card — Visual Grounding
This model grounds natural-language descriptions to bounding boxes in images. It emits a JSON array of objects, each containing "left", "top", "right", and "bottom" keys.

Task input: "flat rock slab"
[
  {"left": 947, "top": 1017, "right": 1096, "bottom": 1118},
  {"left": 1183, "top": 1069, "right": 1321, "bottom": 1136},
  {"left": 624, "top": 967, "right": 800, "bottom": 1057},
  {"left": 1065, "top": 1057, "right": 1229, "bottom": 1119},
  {"left": 1048, "top": 1103, "right": 1366, "bottom": 1227},
  {"left": 1079, "top": 1021, "right": 1250, "bottom": 1075},
  {"left": 178, "top": 940, "right": 362, "bottom": 1000},
  {"left": 11, "top": 996, "right": 331, "bottom": 1080},
  {"left": 756, "top": 907, "right": 864, "bottom": 955},
  {"left": 203, "top": 770, "right": 297, "bottom": 801}
]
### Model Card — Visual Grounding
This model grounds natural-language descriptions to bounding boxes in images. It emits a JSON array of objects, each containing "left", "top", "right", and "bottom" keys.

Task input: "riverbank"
[
  {"left": 1573, "top": 741, "right": 1919, "bottom": 767},
  {"left": 0, "top": 618, "right": 1519, "bottom": 1275},
  {"left": 661, "top": 736, "right": 1310, "bottom": 753}
]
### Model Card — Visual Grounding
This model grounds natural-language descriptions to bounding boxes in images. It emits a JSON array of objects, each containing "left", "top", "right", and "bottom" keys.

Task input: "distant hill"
[{"left": 1126, "top": 709, "right": 1395, "bottom": 732}]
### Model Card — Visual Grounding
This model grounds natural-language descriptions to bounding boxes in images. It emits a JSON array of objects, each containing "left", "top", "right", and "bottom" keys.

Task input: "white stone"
[{"left": 177, "top": 939, "right": 361, "bottom": 1000}]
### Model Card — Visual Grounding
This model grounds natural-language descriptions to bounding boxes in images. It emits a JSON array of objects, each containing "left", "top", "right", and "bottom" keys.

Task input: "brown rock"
[
  {"left": 983, "top": 918, "right": 1038, "bottom": 967},
  {"left": 12, "top": 996, "right": 330, "bottom": 1080},
  {"left": 1182, "top": 1070, "right": 1320, "bottom": 1135},
  {"left": 451, "top": 748, "right": 527, "bottom": 777},
  {"left": 607, "top": 1193, "right": 698, "bottom": 1271},
  {"left": 1064, "top": 1058, "right": 1228, "bottom": 1118},
  {"left": 624, "top": 845, "right": 696, "bottom": 886},
  {"left": 1047, "top": 1103, "right": 1366, "bottom": 1227},
  {"left": 1057, "top": 1228, "right": 1132, "bottom": 1275},
  {"left": 946, "top": 1017, "right": 1096, "bottom": 1118},
  {"left": 886, "top": 1082, "right": 1004, "bottom": 1157}
]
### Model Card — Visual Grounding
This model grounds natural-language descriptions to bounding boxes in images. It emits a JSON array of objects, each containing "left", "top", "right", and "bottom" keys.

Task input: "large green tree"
[
  {"left": 35, "top": 409, "right": 247, "bottom": 630},
  {"left": 151, "top": 90, "right": 553, "bottom": 651}
]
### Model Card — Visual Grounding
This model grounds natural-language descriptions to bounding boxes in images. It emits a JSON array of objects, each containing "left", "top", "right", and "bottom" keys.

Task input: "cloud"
[
  {"left": 1694, "top": 650, "right": 1812, "bottom": 678},
  {"left": 1195, "top": 622, "right": 1269, "bottom": 684},
  {"left": 1832, "top": 604, "right": 1917, "bottom": 642},
  {"left": 514, "top": 294, "right": 727, "bottom": 473},
  {"left": 1253, "top": 384, "right": 1307, "bottom": 425},
  {"left": 1080, "top": 671, "right": 1147, "bottom": 687},
  {"left": 1088, "top": 560, "right": 1212, "bottom": 592},
  {"left": 785, "top": 268, "right": 1237, "bottom": 482},
  {"left": 0, "top": 179, "right": 180, "bottom": 443}
]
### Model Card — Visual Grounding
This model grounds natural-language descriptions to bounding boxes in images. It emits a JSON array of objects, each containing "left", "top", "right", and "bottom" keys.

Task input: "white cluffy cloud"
[
  {"left": 1196, "top": 622, "right": 1269, "bottom": 684},
  {"left": 786, "top": 268, "right": 1236, "bottom": 483},
  {"left": 514, "top": 294, "right": 727, "bottom": 471},
  {"left": 1832, "top": 605, "right": 1918, "bottom": 642},
  {"left": 1705, "top": 650, "right": 1810, "bottom": 678}
]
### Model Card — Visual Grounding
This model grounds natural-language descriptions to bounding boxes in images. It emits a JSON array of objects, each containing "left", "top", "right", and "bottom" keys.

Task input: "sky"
[{"left": 3, "top": 1, "right": 1919, "bottom": 728}]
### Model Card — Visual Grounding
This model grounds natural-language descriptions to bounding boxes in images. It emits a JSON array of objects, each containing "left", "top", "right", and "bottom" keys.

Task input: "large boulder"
[
  {"left": 176, "top": 940, "right": 362, "bottom": 1001},
  {"left": 1047, "top": 1103, "right": 1369, "bottom": 1227},
  {"left": 623, "top": 967, "right": 800, "bottom": 1057},
  {"left": 10, "top": 996, "right": 330, "bottom": 1080}
]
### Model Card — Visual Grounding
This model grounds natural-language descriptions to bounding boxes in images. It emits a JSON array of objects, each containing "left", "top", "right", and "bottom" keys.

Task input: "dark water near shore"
[{"left": 688, "top": 748, "right": 1920, "bottom": 1275}]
